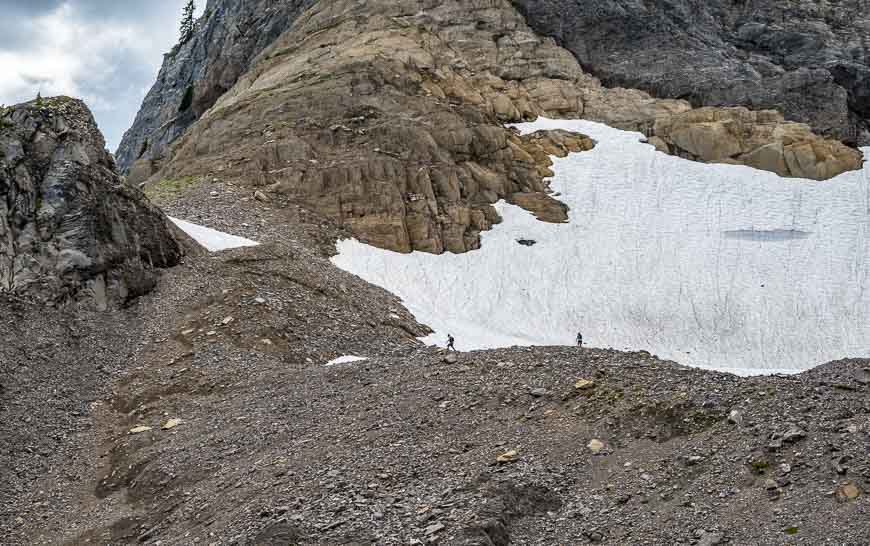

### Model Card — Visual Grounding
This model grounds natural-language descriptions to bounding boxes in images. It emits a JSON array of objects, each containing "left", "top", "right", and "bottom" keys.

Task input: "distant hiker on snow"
[
  {"left": 447, "top": 334, "right": 456, "bottom": 351},
  {"left": 576, "top": 331, "right": 583, "bottom": 347}
]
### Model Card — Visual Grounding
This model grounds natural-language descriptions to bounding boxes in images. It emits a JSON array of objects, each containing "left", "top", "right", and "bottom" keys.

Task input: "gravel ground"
[{"left": 1, "top": 186, "right": 868, "bottom": 545}]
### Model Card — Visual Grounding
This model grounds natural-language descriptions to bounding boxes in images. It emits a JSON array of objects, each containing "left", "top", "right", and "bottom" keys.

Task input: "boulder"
[{"left": 0, "top": 97, "right": 183, "bottom": 307}]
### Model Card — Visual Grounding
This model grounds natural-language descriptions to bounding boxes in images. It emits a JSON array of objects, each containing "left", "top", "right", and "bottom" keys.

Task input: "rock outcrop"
[
  {"left": 513, "top": 0, "right": 870, "bottom": 146},
  {"left": 126, "top": 0, "right": 864, "bottom": 254},
  {"left": 650, "top": 107, "right": 864, "bottom": 180},
  {"left": 0, "top": 97, "right": 182, "bottom": 307}
]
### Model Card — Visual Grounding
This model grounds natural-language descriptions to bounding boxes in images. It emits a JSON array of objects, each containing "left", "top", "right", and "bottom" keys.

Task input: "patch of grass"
[
  {"left": 144, "top": 176, "right": 200, "bottom": 202},
  {"left": 750, "top": 460, "right": 770, "bottom": 474},
  {"left": 784, "top": 527, "right": 799, "bottom": 535}
]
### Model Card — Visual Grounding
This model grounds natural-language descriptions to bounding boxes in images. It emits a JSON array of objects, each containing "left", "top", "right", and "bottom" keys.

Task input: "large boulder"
[{"left": 0, "top": 97, "right": 183, "bottom": 307}]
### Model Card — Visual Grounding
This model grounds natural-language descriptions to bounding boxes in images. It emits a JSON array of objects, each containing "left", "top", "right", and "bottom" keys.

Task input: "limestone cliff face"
[
  {"left": 127, "top": 0, "right": 863, "bottom": 254},
  {"left": 0, "top": 98, "right": 182, "bottom": 308},
  {"left": 115, "top": 0, "right": 317, "bottom": 174},
  {"left": 513, "top": 0, "right": 870, "bottom": 146}
]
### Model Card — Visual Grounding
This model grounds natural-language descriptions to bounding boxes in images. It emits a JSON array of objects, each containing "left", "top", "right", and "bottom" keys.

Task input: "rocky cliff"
[
  {"left": 150, "top": 0, "right": 684, "bottom": 253},
  {"left": 0, "top": 97, "right": 183, "bottom": 308},
  {"left": 115, "top": 0, "right": 318, "bottom": 175},
  {"left": 122, "top": 0, "right": 863, "bottom": 254},
  {"left": 513, "top": 0, "right": 870, "bottom": 146}
]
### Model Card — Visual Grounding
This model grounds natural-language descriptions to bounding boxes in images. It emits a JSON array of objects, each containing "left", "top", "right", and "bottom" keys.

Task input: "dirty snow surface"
[
  {"left": 325, "top": 355, "right": 369, "bottom": 366},
  {"left": 332, "top": 119, "right": 870, "bottom": 375},
  {"left": 169, "top": 217, "right": 260, "bottom": 252}
]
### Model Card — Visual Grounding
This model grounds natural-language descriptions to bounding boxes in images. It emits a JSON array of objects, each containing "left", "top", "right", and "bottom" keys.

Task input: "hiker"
[
  {"left": 447, "top": 334, "right": 456, "bottom": 351},
  {"left": 576, "top": 331, "right": 583, "bottom": 347}
]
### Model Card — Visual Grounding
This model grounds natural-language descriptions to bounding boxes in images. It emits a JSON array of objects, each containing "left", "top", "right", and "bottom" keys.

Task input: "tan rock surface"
[{"left": 652, "top": 107, "right": 864, "bottom": 180}]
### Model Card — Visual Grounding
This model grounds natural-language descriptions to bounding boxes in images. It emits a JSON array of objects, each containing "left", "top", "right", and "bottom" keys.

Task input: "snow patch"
[
  {"left": 169, "top": 217, "right": 260, "bottom": 252},
  {"left": 332, "top": 118, "right": 870, "bottom": 376},
  {"left": 325, "top": 355, "right": 369, "bottom": 366}
]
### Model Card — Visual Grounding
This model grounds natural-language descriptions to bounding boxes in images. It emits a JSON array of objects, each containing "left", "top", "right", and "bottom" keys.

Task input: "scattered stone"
[
  {"left": 782, "top": 426, "right": 806, "bottom": 443},
  {"left": 254, "top": 190, "right": 270, "bottom": 202},
  {"left": 836, "top": 483, "right": 861, "bottom": 502},
  {"left": 129, "top": 426, "right": 153, "bottom": 435},
  {"left": 588, "top": 439, "right": 605, "bottom": 454},
  {"left": 530, "top": 387, "right": 550, "bottom": 397},
  {"left": 443, "top": 354, "right": 458, "bottom": 364},
  {"left": 728, "top": 410, "right": 743, "bottom": 425},
  {"left": 163, "top": 419, "right": 181, "bottom": 430},
  {"left": 575, "top": 379, "right": 595, "bottom": 390},
  {"left": 424, "top": 522, "right": 445, "bottom": 535},
  {"left": 586, "top": 531, "right": 604, "bottom": 543},
  {"left": 697, "top": 531, "right": 725, "bottom": 546},
  {"left": 496, "top": 450, "right": 519, "bottom": 463}
]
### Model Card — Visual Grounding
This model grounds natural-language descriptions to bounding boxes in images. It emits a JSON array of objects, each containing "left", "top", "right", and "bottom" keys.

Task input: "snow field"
[{"left": 333, "top": 119, "right": 870, "bottom": 375}]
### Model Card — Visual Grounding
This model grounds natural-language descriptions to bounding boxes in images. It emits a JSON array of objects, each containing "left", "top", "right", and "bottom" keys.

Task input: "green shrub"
[{"left": 144, "top": 176, "right": 200, "bottom": 202}]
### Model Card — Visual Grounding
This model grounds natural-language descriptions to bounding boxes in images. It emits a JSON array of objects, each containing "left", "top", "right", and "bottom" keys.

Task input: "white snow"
[
  {"left": 325, "top": 355, "right": 369, "bottom": 366},
  {"left": 169, "top": 217, "right": 260, "bottom": 252},
  {"left": 332, "top": 118, "right": 870, "bottom": 376}
]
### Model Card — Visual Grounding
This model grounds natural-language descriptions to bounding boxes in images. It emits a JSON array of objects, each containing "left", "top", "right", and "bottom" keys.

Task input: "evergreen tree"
[{"left": 179, "top": 0, "right": 196, "bottom": 45}]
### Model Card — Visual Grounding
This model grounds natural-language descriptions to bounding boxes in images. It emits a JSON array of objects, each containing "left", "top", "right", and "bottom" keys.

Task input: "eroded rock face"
[
  {"left": 132, "top": 0, "right": 863, "bottom": 253},
  {"left": 651, "top": 107, "right": 865, "bottom": 180},
  {"left": 513, "top": 0, "right": 870, "bottom": 146},
  {"left": 0, "top": 97, "right": 182, "bottom": 307}
]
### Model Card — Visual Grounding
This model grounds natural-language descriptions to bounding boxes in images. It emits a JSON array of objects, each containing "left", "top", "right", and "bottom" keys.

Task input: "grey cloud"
[{"left": 0, "top": 1, "right": 195, "bottom": 150}]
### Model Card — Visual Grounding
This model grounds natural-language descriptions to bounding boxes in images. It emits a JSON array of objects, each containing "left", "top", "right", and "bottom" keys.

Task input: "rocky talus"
[
  {"left": 0, "top": 97, "right": 183, "bottom": 308},
  {"left": 131, "top": 0, "right": 861, "bottom": 254},
  {"left": 3, "top": 177, "right": 868, "bottom": 545},
  {"left": 513, "top": 0, "right": 870, "bottom": 146}
]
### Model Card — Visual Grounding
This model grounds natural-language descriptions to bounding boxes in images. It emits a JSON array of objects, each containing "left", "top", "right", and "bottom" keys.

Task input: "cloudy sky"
[{"left": 0, "top": 1, "right": 204, "bottom": 152}]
